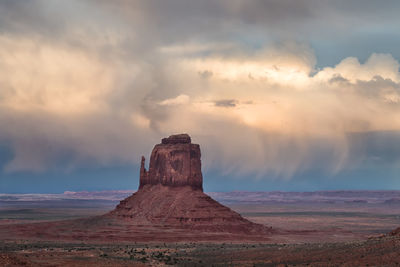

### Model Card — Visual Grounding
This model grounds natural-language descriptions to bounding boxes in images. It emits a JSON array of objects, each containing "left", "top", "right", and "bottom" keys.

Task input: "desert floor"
[{"left": 1, "top": 198, "right": 400, "bottom": 265}]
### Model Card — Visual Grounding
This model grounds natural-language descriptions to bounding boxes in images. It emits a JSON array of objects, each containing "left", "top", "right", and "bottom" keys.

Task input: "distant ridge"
[{"left": 2, "top": 190, "right": 400, "bottom": 203}]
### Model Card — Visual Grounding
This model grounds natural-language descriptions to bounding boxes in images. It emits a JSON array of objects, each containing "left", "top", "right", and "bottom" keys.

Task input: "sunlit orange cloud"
[
  {"left": 171, "top": 51, "right": 400, "bottom": 134},
  {"left": 1, "top": 33, "right": 400, "bottom": 176},
  {"left": 151, "top": 47, "right": 400, "bottom": 176},
  {"left": 0, "top": 35, "right": 131, "bottom": 115}
]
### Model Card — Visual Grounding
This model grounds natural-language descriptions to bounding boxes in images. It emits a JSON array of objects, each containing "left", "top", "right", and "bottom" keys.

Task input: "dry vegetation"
[{"left": 1, "top": 235, "right": 400, "bottom": 266}]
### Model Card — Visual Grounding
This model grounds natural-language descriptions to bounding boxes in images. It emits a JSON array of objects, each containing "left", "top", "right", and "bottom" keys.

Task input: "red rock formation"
[
  {"left": 108, "top": 134, "right": 268, "bottom": 234},
  {"left": 139, "top": 134, "right": 203, "bottom": 190},
  {"left": 0, "top": 134, "right": 272, "bottom": 242}
]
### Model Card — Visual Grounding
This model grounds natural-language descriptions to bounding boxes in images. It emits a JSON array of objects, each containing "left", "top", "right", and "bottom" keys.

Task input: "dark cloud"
[
  {"left": 0, "top": 0, "right": 60, "bottom": 36},
  {"left": 0, "top": 108, "right": 157, "bottom": 173},
  {"left": 0, "top": 0, "right": 399, "bottom": 184},
  {"left": 348, "top": 131, "right": 400, "bottom": 165},
  {"left": 198, "top": 70, "right": 213, "bottom": 79},
  {"left": 353, "top": 76, "right": 400, "bottom": 100},
  {"left": 214, "top": 99, "right": 237, "bottom": 108},
  {"left": 329, "top": 75, "right": 349, "bottom": 84},
  {"left": 2, "top": 0, "right": 398, "bottom": 48}
]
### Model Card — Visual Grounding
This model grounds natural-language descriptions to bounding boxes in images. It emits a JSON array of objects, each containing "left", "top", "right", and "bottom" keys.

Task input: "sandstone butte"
[
  {"left": 0, "top": 134, "right": 272, "bottom": 242},
  {"left": 107, "top": 134, "right": 269, "bottom": 234}
]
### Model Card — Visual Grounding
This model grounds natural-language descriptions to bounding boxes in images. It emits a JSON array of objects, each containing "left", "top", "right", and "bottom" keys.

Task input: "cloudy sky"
[{"left": 1, "top": 0, "right": 400, "bottom": 193}]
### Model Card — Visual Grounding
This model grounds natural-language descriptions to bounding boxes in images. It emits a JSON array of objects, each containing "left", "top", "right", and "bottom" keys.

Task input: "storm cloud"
[{"left": 0, "top": 0, "right": 399, "bottom": 184}]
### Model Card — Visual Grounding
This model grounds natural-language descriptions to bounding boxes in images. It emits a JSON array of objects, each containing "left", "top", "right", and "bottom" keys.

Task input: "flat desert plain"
[{"left": 1, "top": 191, "right": 400, "bottom": 266}]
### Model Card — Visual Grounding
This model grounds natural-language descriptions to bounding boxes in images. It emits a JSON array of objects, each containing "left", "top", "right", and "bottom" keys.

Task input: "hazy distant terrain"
[
  {"left": 209, "top": 191, "right": 400, "bottom": 204},
  {"left": 3, "top": 190, "right": 400, "bottom": 204}
]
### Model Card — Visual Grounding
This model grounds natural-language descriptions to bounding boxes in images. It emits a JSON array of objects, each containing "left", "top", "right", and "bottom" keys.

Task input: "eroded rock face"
[
  {"left": 0, "top": 134, "right": 272, "bottom": 242},
  {"left": 107, "top": 133, "right": 271, "bottom": 235},
  {"left": 139, "top": 134, "right": 203, "bottom": 191}
]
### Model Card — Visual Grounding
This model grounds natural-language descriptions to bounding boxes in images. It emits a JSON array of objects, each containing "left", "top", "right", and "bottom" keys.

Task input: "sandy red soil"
[
  {"left": 1, "top": 233, "right": 400, "bottom": 266},
  {"left": 1, "top": 205, "right": 400, "bottom": 266},
  {"left": 2, "top": 190, "right": 400, "bottom": 265}
]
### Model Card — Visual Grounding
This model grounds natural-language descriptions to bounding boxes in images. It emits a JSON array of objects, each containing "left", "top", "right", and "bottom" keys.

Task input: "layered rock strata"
[
  {"left": 139, "top": 134, "right": 202, "bottom": 190},
  {"left": 108, "top": 134, "right": 268, "bottom": 234}
]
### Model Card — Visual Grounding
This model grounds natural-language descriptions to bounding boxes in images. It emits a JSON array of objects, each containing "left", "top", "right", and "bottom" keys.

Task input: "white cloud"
[
  {"left": 315, "top": 53, "right": 400, "bottom": 83},
  {"left": 159, "top": 94, "right": 190, "bottom": 106}
]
